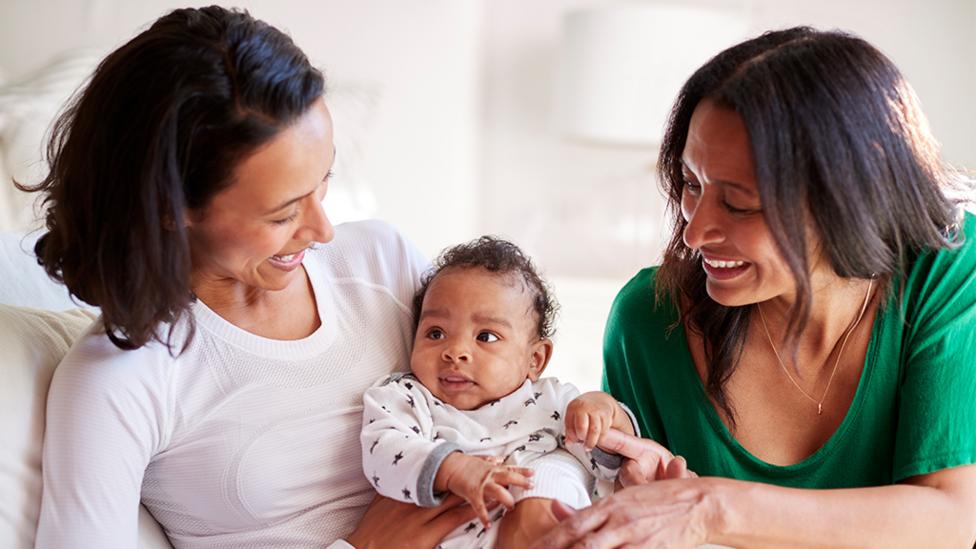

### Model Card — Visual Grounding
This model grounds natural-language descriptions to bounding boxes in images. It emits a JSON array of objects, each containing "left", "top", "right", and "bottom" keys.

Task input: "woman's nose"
[
  {"left": 298, "top": 197, "right": 334, "bottom": 245},
  {"left": 682, "top": 194, "right": 724, "bottom": 250}
]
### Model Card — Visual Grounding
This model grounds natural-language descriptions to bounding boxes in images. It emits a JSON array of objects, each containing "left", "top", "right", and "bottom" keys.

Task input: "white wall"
[
  {"left": 480, "top": 0, "right": 976, "bottom": 280},
  {"left": 0, "top": 0, "right": 483, "bottom": 259}
]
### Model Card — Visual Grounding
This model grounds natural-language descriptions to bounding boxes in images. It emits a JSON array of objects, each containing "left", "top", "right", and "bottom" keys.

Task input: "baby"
[{"left": 360, "top": 236, "right": 638, "bottom": 548}]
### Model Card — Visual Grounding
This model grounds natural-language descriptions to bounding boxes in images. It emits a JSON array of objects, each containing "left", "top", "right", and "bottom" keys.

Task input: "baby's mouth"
[{"left": 439, "top": 374, "right": 475, "bottom": 392}]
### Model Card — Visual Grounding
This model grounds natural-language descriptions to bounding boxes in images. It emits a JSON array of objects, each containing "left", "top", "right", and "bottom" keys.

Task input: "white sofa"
[{"left": 0, "top": 232, "right": 173, "bottom": 548}]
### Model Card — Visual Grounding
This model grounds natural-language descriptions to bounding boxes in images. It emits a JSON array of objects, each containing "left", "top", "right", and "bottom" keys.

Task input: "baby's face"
[{"left": 410, "top": 267, "right": 547, "bottom": 410}]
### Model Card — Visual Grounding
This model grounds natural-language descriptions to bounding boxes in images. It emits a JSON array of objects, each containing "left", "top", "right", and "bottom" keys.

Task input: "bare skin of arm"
[
  {"left": 532, "top": 435, "right": 976, "bottom": 549},
  {"left": 708, "top": 466, "right": 976, "bottom": 549},
  {"left": 346, "top": 494, "right": 477, "bottom": 549},
  {"left": 496, "top": 497, "right": 561, "bottom": 547}
]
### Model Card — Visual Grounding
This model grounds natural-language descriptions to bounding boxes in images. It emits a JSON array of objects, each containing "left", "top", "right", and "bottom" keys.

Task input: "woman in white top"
[{"left": 24, "top": 6, "right": 475, "bottom": 548}]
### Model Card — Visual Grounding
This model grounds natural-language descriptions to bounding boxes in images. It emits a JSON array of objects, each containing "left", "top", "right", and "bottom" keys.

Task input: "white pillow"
[
  {"left": 0, "top": 305, "right": 173, "bottom": 549},
  {"left": 0, "top": 231, "right": 92, "bottom": 312},
  {"left": 0, "top": 305, "right": 95, "bottom": 547},
  {"left": 0, "top": 49, "right": 105, "bottom": 232}
]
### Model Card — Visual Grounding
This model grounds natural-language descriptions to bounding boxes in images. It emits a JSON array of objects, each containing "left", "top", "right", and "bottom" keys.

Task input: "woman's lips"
[
  {"left": 701, "top": 256, "right": 751, "bottom": 280},
  {"left": 268, "top": 249, "right": 306, "bottom": 271}
]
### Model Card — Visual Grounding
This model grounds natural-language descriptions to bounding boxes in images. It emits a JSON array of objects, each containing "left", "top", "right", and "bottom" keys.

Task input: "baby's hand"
[
  {"left": 439, "top": 453, "right": 534, "bottom": 527},
  {"left": 565, "top": 391, "right": 628, "bottom": 450}
]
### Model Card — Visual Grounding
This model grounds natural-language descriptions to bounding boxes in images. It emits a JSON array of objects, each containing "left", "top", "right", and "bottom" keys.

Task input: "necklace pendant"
[{"left": 817, "top": 403, "right": 823, "bottom": 415}]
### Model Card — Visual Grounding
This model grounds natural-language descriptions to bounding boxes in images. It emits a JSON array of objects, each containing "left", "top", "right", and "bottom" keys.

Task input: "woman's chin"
[
  {"left": 253, "top": 265, "right": 303, "bottom": 292},
  {"left": 705, "top": 282, "right": 755, "bottom": 308}
]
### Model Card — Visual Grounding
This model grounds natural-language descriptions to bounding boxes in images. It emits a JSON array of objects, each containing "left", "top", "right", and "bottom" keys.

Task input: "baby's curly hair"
[{"left": 412, "top": 236, "right": 558, "bottom": 340}]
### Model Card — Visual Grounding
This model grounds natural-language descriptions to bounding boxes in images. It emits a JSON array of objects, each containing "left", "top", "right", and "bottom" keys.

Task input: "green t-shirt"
[{"left": 603, "top": 211, "right": 976, "bottom": 488}]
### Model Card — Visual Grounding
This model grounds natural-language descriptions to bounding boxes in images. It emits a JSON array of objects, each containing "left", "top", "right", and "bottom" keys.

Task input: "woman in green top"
[{"left": 537, "top": 27, "right": 976, "bottom": 548}]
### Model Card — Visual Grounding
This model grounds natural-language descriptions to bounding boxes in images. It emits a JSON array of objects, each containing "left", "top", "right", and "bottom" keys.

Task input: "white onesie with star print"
[{"left": 360, "top": 375, "right": 639, "bottom": 549}]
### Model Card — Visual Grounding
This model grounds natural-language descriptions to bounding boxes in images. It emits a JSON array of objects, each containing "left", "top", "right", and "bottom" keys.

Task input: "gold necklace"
[{"left": 756, "top": 279, "right": 873, "bottom": 416}]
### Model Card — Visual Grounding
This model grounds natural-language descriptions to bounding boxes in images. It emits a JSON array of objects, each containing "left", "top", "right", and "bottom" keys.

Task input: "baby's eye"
[
  {"left": 426, "top": 329, "right": 445, "bottom": 340},
  {"left": 476, "top": 332, "right": 499, "bottom": 343}
]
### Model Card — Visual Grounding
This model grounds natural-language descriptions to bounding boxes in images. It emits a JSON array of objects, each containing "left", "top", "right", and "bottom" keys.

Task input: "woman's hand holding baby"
[
  {"left": 435, "top": 452, "right": 535, "bottom": 527},
  {"left": 564, "top": 391, "right": 636, "bottom": 450}
]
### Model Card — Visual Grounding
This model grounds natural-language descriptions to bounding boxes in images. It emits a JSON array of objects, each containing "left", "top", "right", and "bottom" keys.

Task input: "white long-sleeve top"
[
  {"left": 361, "top": 375, "right": 637, "bottom": 513},
  {"left": 36, "top": 220, "right": 427, "bottom": 549}
]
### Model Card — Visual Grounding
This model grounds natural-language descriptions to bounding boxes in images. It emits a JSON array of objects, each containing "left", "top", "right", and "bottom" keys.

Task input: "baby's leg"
[{"left": 496, "top": 497, "right": 560, "bottom": 547}]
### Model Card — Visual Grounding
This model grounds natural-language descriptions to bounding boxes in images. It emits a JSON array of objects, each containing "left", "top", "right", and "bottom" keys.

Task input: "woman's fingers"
[
  {"left": 575, "top": 514, "right": 658, "bottom": 549},
  {"left": 550, "top": 499, "right": 577, "bottom": 521},
  {"left": 666, "top": 455, "right": 689, "bottom": 479},
  {"left": 597, "top": 430, "right": 702, "bottom": 483},
  {"left": 619, "top": 458, "right": 649, "bottom": 487},
  {"left": 531, "top": 501, "right": 613, "bottom": 549},
  {"left": 597, "top": 429, "right": 673, "bottom": 462}
]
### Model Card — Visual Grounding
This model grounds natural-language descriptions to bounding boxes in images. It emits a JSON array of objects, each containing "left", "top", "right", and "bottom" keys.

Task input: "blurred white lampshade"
[{"left": 557, "top": 4, "right": 748, "bottom": 147}]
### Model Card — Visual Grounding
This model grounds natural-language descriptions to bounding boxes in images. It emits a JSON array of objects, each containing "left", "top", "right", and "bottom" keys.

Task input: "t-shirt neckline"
[
  {"left": 190, "top": 251, "right": 338, "bottom": 360},
  {"left": 677, "top": 296, "right": 887, "bottom": 473}
]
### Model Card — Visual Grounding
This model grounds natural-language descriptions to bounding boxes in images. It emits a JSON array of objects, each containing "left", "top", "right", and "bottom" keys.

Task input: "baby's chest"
[{"left": 432, "top": 401, "right": 568, "bottom": 459}]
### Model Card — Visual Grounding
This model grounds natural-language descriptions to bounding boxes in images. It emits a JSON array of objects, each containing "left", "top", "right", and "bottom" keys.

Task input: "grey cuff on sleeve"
[
  {"left": 416, "top": 441, "right": 461, "bottom": 507},
  {"left": 618, "top": 401, "right": 641, "bottom": 438},
  {"left": 590, "top": 447, "right": 624, "bottom": 469}
]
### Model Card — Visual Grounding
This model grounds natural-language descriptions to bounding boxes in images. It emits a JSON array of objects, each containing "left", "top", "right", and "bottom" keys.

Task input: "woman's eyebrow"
[
  {"left": 265, "top": 190, "right": 315, "bottom": 215},
  {"left": 680, "top": 162, "right": 756, "bottom": 197},
  {"left": 719, "top": 180, "right": 757, "bottom": 196}
]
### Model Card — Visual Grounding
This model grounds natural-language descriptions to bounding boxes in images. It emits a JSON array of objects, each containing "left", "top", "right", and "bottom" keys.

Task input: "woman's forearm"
[{"left": 705, "top": 471, "right": 976, "bottom": 548}]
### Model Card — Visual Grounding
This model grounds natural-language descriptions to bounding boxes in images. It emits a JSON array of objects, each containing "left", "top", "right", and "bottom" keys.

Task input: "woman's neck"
[
  {"left": 190, "top": 268, "right": 320, "bottom": 339},
  {"left": 760, "top": 271, "right": 876, "bottom": 356}
]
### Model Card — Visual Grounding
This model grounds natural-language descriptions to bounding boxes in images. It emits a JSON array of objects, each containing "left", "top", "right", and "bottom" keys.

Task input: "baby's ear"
[{"left": 527, "top": 338, "right": 554, "bottom": 381}]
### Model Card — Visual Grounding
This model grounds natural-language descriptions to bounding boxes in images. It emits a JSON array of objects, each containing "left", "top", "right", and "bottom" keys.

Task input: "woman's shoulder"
[
  {"left": 333, "top": 219, "right": 410, "bottom": 247},
  {"left": 904, "top": 210, "right": 976, "bottom": 304},
  {"left": 307, "top": 219, "right": 428, "bottom": 279},
  {"left": 615, "top": 266, "right": 660, "bottom": 301},
  {"left": 608, "top": 266, "right": 673, "bottom": 327},
  {"left": 47, "top": 322, "right": 180, "bottom": 435},
  {"left": 54, "top": 321, "right": 179, "bottom": 392},
  {"left": 304, "top": 220, "right": 430, "bottom": 315}
]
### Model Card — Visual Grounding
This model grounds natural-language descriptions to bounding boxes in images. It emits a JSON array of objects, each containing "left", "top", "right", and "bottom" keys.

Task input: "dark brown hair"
[
  {"left": 19, "top": 6, "right": 325, "bottom": 351},
  {"left": 413, "top": 236, "right": 559, "bottom": 340},
  {"left": 656, "top": 27, "right": 964, "bottom": 421}
]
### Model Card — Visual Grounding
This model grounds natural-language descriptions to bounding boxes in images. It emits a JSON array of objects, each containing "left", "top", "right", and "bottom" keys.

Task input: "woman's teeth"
[
  {"left": 704, "top": 258, "right": 745, "bottom": 268},
  {"left": 273, "top": 252, "right": 298, "bottom": 262}
]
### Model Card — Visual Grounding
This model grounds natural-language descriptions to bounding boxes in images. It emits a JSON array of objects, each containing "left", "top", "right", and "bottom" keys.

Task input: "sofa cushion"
[
  {"left": 0, "top": 305, "right": 96, "bottom": 547},
  {"left": 0, "top": 231, "right": 96, "bottom": 311},
  {"left": 0, "top": 305, "right": 173, "bottom": 548}
]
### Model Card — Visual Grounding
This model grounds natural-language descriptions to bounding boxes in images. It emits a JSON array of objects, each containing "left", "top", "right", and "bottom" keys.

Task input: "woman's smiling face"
[
  {"left": 680, "top": 98, "right": 797, "bottom": 307},
  {"left": 187, "top": 98, "right": 336, "bottom": 295}
]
